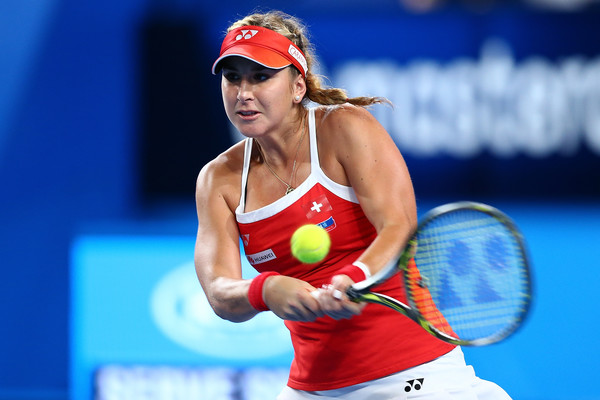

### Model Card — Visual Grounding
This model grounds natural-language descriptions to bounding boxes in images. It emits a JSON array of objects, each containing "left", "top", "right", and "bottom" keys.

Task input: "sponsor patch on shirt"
[
  {"left": 317, "top": 216, "right": 336, "bottom": 232},
  {"left": 246, "top": 249, "right": 277, "bottom": 265}
]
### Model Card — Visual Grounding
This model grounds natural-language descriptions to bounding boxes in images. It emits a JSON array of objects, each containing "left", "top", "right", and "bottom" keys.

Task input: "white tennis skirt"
[{"left": 277, "top": 347, "right": 512, "bottom": 400}]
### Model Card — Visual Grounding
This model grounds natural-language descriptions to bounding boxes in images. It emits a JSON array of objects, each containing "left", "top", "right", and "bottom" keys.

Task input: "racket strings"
[{"left": 408, "top": 209, "right": 529, "bottom": 343}]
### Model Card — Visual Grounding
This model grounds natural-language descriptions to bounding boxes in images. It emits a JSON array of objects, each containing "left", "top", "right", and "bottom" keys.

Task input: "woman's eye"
[
  {"left": 223, "top": 72, "right": 239, "bottom": 82},
  {"left": 254, "top": 73, "right": 269, "bottom": 82}
]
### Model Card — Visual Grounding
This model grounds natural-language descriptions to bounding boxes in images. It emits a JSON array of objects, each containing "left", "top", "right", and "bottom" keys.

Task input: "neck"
[
  {"left": 254, "top": 111, "right": 307, "bottom": 194},
  {"left": 255, "top": 108, "right": 306, "bottom": 165}
]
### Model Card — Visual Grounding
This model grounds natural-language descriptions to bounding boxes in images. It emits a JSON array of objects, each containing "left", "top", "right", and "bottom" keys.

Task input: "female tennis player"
[{"left": 195, "top": 10, "right": 512, "bottom": 400}]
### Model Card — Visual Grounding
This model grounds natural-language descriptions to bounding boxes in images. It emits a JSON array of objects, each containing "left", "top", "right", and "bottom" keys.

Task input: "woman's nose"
[{"left": 237, "top": 80, "right": 253, "bottom": 103}]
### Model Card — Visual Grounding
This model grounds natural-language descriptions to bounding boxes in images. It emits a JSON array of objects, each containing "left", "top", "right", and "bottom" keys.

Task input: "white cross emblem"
[{"left": 310, "top": 201, "right": 323, "bottom": 213}]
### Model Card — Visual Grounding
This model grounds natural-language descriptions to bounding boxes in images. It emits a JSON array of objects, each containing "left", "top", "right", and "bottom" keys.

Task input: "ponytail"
[
  {"left": 228, "top": 11, "right": 391, "bottom": 108},
  {"left": 304, "top": 72, "right": 390, "bottom": 107}
]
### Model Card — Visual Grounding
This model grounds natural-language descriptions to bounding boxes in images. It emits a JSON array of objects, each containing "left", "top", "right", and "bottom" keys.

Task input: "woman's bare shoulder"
[
  {"left": 316, "top": 103, "right": 375, "bottom": 121},
  {"left": 315, "top": 104, "right": 381, "bottom": 138},
  {"left": 196, "top": 140, "right": 247, "bottom": 209},
  {"left": 314, "top": 104, "right": 391, "bottom": 156}
]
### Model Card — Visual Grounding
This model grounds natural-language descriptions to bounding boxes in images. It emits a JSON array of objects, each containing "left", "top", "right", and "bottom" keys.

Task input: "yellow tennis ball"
[{"left": 291, "top": 224, "right": 331, "bottom": 264}]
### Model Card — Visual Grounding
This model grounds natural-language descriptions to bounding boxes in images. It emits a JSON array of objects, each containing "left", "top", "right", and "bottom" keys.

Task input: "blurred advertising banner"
[
  {"left": 70, "top": 235, "right": 293, "bottom": 400},
  {"left": 189, "top": 6, "right": 600, "bottom": 199},
  {"left": 308, "top": 9, "right": 600, "bottom": 198}
]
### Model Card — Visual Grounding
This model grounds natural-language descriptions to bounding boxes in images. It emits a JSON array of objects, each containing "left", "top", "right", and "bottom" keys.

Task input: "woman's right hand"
[
  {"left": 263, "top": 275, "right": 325, "bottom": 322},
  {"left": 312, "top": 274, "right": 366, "bottom": 320}
]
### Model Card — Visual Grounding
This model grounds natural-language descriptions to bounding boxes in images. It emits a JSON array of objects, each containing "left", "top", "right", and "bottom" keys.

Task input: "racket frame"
[{"left": 345, "top": 201, "right": 532, "bottom": 346}]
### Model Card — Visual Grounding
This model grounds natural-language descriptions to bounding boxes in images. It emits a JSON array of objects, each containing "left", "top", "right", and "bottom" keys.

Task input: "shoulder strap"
[
  {"left": 238, "top": 138, "right": 253, "bottom": 211},
  {"left": 309, "top": 108, "right": 320, "bottom": 171}
]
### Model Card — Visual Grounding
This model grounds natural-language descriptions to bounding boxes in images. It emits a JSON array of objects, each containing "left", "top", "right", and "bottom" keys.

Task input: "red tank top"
[{"left": 236, "top": 108, "right": 454, "bottom": 391}]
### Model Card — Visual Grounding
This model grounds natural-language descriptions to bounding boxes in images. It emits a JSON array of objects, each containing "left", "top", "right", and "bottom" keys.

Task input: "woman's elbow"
[
  {"left": 211, "top": 301, "right": 255, "bottom": 323},
  {"left": 205, "top": 284, "right": 257, "bottom": 323}
]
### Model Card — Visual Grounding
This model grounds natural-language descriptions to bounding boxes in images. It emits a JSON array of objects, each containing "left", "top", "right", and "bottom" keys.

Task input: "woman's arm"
[
  {"left": 194, "top": 154, "right": 258, "bottom": 322},
  {"left": 316, "top": 105, "right": 417, "bottom": 316},
  {"left": 339, "top": 107, "right": 417, "bottom": 271},
  {"left": 194, "top": 150, "right": 324, "bottom": 323}
]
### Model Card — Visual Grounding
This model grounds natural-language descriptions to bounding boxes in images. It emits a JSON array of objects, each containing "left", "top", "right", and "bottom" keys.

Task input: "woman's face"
[{"left": 221, "top": 57, "right": 300, "bottom": 138}]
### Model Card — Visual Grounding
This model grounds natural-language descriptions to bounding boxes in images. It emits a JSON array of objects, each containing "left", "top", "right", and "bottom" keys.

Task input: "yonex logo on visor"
[
  {"left": 235, "top": 30, "right": 258, "bottom": 40},
  {"left": 212, "top": 25, "right": 308, "bottom": 77}
]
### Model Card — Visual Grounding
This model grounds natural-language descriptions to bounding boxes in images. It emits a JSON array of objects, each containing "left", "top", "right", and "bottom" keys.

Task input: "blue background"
[{"left": 1, "top": 0, "right": 599, "bottom": 399}]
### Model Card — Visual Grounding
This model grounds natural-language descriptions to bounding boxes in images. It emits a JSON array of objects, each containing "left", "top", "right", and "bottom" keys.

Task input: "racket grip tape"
[{"left": 345, "top": 286, "right": 362, "bottom": 301}]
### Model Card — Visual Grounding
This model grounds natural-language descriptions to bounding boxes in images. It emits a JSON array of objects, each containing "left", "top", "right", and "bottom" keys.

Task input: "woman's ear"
[{"left": 293, "top": 74, "right": 307, "bottom": 103}]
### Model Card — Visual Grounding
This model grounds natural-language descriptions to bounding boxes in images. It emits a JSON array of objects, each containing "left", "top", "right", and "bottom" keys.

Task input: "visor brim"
[{"left": 212, "top": 45, "right": 292, "bottom": 75}]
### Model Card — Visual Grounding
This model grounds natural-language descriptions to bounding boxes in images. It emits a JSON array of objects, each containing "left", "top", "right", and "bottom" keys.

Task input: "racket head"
[{"left": 403, "top": 201, "right": 532, "bottom": 346}]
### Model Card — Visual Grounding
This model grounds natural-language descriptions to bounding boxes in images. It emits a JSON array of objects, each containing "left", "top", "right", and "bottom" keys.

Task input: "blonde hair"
[{"left": 227, "top": 11, "right": 390, "bottom": 108}]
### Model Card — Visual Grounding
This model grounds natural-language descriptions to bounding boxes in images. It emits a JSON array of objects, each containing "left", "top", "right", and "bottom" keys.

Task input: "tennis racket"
[{"left": 343, "top": 201, "right": 532, "bottom": 346}]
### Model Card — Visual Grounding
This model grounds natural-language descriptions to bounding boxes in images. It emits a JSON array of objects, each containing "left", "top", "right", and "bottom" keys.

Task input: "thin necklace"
[{"left": 257, "top": 117, "right": 306, "bottom": 195}]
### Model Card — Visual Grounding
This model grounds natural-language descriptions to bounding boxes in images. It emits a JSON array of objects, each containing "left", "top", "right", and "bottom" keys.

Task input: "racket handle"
[{"left": 345, "top": 287, "right": 361, "bottom": 301}]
